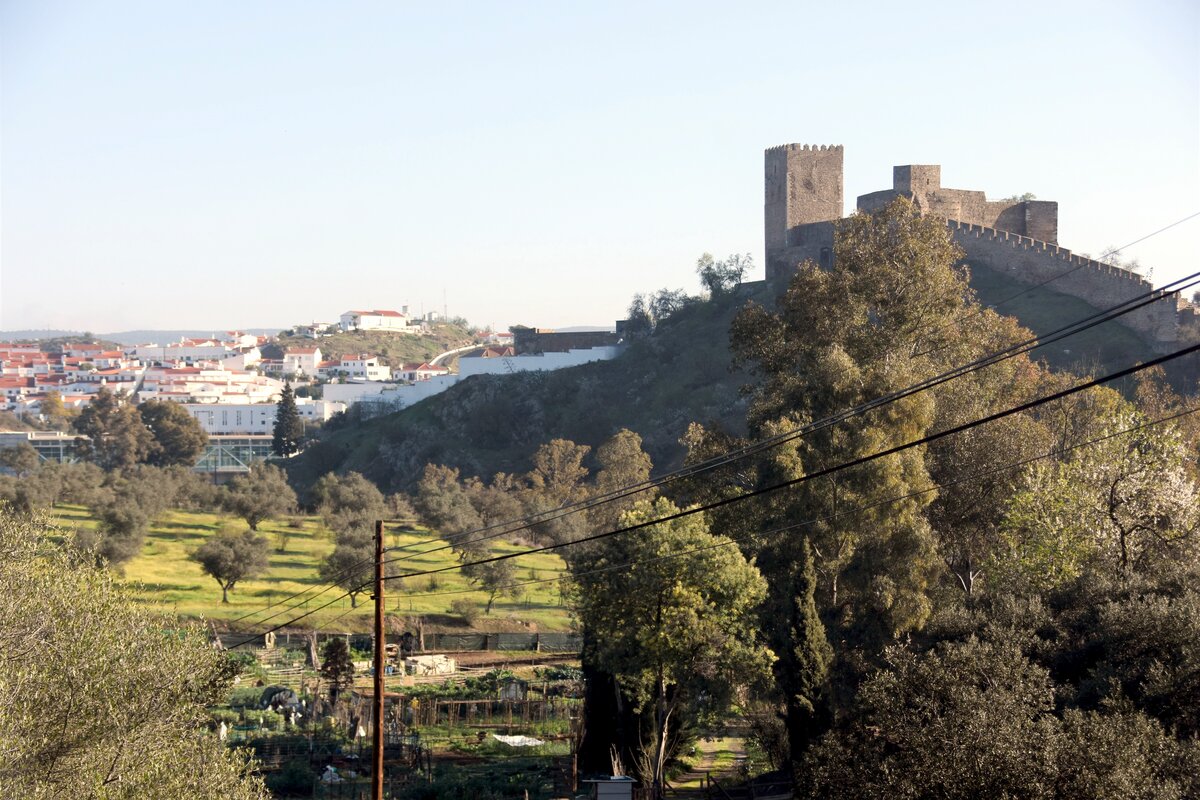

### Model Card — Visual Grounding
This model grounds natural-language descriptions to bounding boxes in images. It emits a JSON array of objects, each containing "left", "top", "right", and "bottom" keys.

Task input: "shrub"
[{"left": 450, "top": 599, "right": 480, "bottom": 626}]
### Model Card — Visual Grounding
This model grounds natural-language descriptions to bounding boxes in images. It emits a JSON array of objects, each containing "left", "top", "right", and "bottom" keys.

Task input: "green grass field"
[{"left": 50, "top": 505, "right": 574, "bottom": 632}]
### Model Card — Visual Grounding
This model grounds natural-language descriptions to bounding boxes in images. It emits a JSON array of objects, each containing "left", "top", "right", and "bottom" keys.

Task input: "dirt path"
[{"left": 667, "top": 736, "right": 747, "bottom": 798}]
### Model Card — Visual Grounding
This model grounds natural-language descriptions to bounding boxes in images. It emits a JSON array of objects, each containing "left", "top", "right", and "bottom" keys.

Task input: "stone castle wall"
[
  {"left": 764, "top": 144, "right": 1185, "bottom": 348},
  {"left": 857, "top": 166, "right": 1059, "bottom": 244},
  {"left": 949, "top": 221, "right": 1181, "bottom": 346}
]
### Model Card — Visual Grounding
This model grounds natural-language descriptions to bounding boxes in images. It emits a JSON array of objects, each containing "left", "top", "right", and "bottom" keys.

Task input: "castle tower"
[{"left": 764, "top": 144, "right": 844, "bottom": 281}]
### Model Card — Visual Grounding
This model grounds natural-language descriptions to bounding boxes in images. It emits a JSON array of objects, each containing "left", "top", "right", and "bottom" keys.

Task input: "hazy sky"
[{"left": 2, "top": 0, "right": 1197, "bottom": 333}]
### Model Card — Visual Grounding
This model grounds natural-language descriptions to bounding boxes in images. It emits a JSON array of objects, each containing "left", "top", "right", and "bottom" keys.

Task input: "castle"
[{"left": 763, "top": 144, "right": 1190, "bottom": 349}]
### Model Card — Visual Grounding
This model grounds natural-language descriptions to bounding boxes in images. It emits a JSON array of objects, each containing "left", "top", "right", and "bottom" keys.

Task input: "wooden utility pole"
[{"left": 372, "top": 519, "right": 385, "bottom": 800}]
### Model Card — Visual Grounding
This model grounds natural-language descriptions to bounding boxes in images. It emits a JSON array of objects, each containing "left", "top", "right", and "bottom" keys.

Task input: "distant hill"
[
  {"left": 288, "top": 273, "right": 1189, "bottom": 495},
  {"left": 0, "top": 329, "right": 281, "bottom": 346}
]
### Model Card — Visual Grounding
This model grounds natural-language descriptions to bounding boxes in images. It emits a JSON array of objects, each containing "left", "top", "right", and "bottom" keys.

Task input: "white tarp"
[{"left": 492, "top": 734, "right": 545, "bottom": 747}]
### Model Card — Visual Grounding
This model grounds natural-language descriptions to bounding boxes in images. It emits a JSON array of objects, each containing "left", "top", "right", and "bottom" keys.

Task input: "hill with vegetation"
[
  {"left": 288, "top": 286, "right": 763, "bottom": 493},
  {"left": 288, "top": 266, "right": 1186, "bottom": 495},
  {"left": 273, "top": 321, "right": 475, "bottom": 366}
]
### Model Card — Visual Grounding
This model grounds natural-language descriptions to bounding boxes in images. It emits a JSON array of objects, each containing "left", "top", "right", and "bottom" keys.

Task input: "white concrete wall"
[
  {"left": 181, "top": 399, "right": 345, "bottom": 434},
  {"left": 352, "top": 346, "right": 622, "bottom": 412}
]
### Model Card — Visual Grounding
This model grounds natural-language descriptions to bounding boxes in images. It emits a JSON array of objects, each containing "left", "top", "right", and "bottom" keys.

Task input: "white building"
[
  {"left": 339, "top": 308, "right": 415, "bottom": 333},
  {"left": 182, "top": 399, "right": 346, "bottom": 435},
  {"left": 324, "top": 354, "right": 391, "bottom": 381},
  {"left": 282, "top": 347, "right": 321, "bottom": 375}
]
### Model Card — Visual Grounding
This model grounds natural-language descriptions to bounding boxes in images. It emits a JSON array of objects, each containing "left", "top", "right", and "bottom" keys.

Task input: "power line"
[
  {"left": 231, "top": 341, "right": 1200, "bottom": 640},
  {"left": 223, "top": 216, "right": 1199, "bottom": 634},
  {"left": 377, "top": 271, "right": 1200, "bottom": 568},
  {"left": 373, "top": 340, "right": 1200, "bottom": 585},
  {"left": 400, "top": 402, "right": 1199, "bottom": 603}
]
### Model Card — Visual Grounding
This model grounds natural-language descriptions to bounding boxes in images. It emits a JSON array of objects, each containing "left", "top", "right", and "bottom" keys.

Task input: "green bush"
[
  {"left": 265, "top": 757, "right": 316, "bottom": 794},
  {"left": 228, "top": 686, "right": 263, "bottom": 708},
  {"left": 209, "top": 708, "right": 240, "bottom": 726},
  {"left": 242, "top": 709, "right": 283, "bottom": 728},
  {"left": 450, "top": 598, "right": 479, "bottom": 625}
]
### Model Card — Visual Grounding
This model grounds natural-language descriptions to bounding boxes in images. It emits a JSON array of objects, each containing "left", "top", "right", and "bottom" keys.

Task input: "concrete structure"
[
  {"left": 339, "top": 308, "right": 416, "bottom": 333},
  {"left": 181, "top": 399, "right": 345, "bottom": 434},
  {"left": 763, "top": 144, "right": 1191, "bottom": 349},
  {"left": 511, "top": 326, "right": 619, "bottom": 355},
  {"left": 0, "top": 430, "right": 86, "bottom": 464}
]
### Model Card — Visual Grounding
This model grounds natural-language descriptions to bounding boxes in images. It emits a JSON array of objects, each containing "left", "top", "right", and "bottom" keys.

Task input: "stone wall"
[
  {"left": 764, "top": 145, "right": 1185, "bottom": 347},
  {"left": 856, "top": 165, "right": 1059, "bottom": 244},
  {"left": 949, "top": 221, "right": 1181, "bottom": 347},
  {"left": 512, "top": 328, "right": 619, "bottom": 355},
  {"left": 765, "top": 144, "right": 843, "bottom": 275}
]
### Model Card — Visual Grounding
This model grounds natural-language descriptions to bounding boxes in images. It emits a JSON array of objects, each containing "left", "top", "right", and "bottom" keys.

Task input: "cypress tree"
[
  {"left": 775, "top": 537, "right": 833, "bottom": 771},
  {"left": 272, "top": 383, "right": 303, "bottom": 457}
]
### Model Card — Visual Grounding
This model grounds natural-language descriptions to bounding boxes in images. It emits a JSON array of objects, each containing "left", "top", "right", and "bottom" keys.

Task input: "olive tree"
[{"left": 0, "top": 509, "right": 266, "bottom": 799}]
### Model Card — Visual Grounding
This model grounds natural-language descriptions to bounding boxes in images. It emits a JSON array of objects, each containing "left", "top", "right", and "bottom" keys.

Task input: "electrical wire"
[
  {"left": 376, "top": 271, "right": 1200, "bottom": 568},
  {"left": 374, "top": 339, "right": 1200, "bottom": 583},
  {"left": 222, "top": 215, "right": 1199, "bottom": 633}
]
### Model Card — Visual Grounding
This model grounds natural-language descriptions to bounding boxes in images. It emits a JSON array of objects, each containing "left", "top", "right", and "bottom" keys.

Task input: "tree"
[
  {"left": 272, "top": 383, "right": 303, "bottom": 457},
  {"left": 589, "top": 428, "right": 655, "bottom": 533},
  {"left": 73, "top": 387, "right": 154, "bottom": 470},
  {"left": 773, "top": 538, "right": 832, "bottom": 770},
  {"left": 623, "top": 293, "right": 653, "bottom": 338},
  {"left": 317, "top": 528, "right": 400, "bottom": 608},
  {"left": 193, "top": 529, "right": 271, "bottom": 603},
  {"left": 320, "top": 638, "right": 355, "bottom": 705},
  {"left": 0, "top": 443, "right": 40, "bottom": 478},
  {"left": 462, "top": 557, "right": 517, "bottom": 613},
  {"left": 0, "top": 511, "right": 267, "bottom": 799},
  {"left": 528, "top": 438, "right": 591, "bottom": 504},
  {"left": 413, "top": 464, "right": 484, "bottom": 546},
  {"left": 39, "top": 390, "right": 70, "bottom": 430},
  {"left": 799, "top": 636, "right": 1200, "bottom": 800},
  {"left": 994, "top": 410, "right": 1200, "bottom": 591},
  {"left": 724, "top": 197, "right": 978, "bottom": 759},
  {"left": 696, "top": 252, "right": 751, "bottom": 297},
  {"left": 574, "top": 498, "right": 772, "bottom": 794},
  {"left": 139, "top": 399, "right": 208, "bottom": 467},
  {"left": 223, "top": 463, "right": 298, "bottom": 530},
  {"left": 312, "top": 471, "right": 387, "bottom": 536}
]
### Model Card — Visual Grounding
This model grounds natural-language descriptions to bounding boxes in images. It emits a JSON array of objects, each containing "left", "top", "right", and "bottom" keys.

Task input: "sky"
[{"left": 1, "top": 0, "right": 1197, "bottom": 334}]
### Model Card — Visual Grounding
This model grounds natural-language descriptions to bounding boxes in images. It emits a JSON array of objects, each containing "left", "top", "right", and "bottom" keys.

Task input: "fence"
[{"left": 219, "top": 631, "right": 581, "bottom": 654}]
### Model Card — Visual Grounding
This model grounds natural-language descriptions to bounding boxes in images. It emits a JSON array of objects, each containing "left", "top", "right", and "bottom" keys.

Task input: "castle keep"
[{"left": 764, "top": 144, "right": 1189, "bottom": 349}]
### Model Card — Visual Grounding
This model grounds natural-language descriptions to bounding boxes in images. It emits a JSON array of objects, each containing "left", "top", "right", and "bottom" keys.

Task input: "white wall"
[{"left": 347, "top": 346, "right": 622, "bottom": 412}]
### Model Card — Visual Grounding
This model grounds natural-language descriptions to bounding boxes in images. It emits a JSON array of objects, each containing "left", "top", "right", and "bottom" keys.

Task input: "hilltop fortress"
[{"left": 764, "top": 144, "right": 1192, "bottom": 349}]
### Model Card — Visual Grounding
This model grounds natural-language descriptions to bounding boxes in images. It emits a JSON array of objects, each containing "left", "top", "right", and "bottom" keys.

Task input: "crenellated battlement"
[
  {"left": 765, "top": 143, "right": 844, "bottom": 154},
  {"left": 946, "top": 220, "right": 1148, "bottom": 285}
]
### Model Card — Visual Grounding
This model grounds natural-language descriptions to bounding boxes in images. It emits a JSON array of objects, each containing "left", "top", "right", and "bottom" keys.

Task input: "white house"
[
  {"left": 282, "top": 347, "right": 321, "bottom": 375},
  {"left": 398, "top": 362, "right": 450, "bottom": 382},
  {"left": 339, "top": 308, "right": 415, "bottom": 333},
  {"left": 331, "top": 354, "right": 391, "bottom": 381}
]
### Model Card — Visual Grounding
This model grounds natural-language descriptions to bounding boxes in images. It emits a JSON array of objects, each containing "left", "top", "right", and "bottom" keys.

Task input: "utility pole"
[{"left": 372, "top": 519, "right": 385, "bottom": 800}]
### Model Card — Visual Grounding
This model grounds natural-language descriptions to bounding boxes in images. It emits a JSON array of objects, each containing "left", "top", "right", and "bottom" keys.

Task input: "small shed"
[
  {"left": 582, "top": 776, "right": 635, "bottom": 800},
  {"left": 499, "top": 677, "right": 528, "bottom": 701}
]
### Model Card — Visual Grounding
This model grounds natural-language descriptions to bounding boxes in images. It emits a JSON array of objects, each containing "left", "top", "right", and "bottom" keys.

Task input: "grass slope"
[
  {"left": 274, "top": 322, "right": 475, "bottom": 367},
  {"left": 50, "top": 505, "right": 573, "bottom": 632}
]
